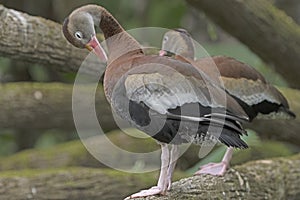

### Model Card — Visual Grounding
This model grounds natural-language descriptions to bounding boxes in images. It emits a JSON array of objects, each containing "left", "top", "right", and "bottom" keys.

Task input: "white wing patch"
[
  {"left": 125, "top": 72, "right": 211, "bottom": 114},
  {"left": 222, "top": 77, "right": 281, "bottom": 105}
]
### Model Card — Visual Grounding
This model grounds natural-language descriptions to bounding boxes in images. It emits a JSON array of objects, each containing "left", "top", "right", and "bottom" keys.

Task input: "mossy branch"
[
  {"left": 138, "top": 153, "right": 300, "bottom": 200},
  {"left": 0, "top": 168, "right": 160, "bottom": 200},
  {"left": 0, "top": 154, "right": 299, "bottom": 200},
  {"left": 0, "top": 82, "right": 116, "bottom": 131},
  {"left": 0, "top": 4, "right": 101, "bottom": 74},
  {"left": 186, "top": 0, "right": 300, "bottom": 88}
]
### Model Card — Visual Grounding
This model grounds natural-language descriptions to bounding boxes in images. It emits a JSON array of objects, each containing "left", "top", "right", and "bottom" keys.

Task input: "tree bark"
[
  {"left": 0, "top": 82, "right": 116, "bottom": 131},
  {"left": 186, "top": 0, "right": 300, "bottom": 88},
  {"left": 0, "top": 154, "right": 299, "bottom": 200},
  {"left": 0, "top": 4, "right": 101, "bottom": 75},
  {"left": 0, "top": 168, "right": 160, "bottom": 200},
  {"left": 2, "top": 2, "right": 300, "bottom": 88},
  {"left": 138, "top": 153, "right": 300, "bottom": 200}
]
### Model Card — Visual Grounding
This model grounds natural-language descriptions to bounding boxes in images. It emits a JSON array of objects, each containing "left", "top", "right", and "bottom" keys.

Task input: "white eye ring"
[
  {"left": 163, "top": 36, "right": 168, "bottom": 43},
  {"left": 75, "top": 31, "right": 83, "bottom": 40}
]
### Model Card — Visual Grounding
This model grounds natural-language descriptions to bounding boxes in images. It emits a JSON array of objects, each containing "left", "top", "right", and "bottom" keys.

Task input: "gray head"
[
  {"left": 63, "top": 8, "right": 98, "bottom": 48},
  {"left": 62, "top": 5, "right": 107, "bottom": 61},
  {"left": 161, "top": 28, "right": 195, "bottom": 59}
]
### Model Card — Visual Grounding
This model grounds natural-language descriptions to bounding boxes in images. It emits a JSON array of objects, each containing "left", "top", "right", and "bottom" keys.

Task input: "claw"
[
  {"left": 124, "top": 186, "right": 164, "bottom": 199},
  {"left": 194, "top": 161, "right": 228, "bottom": 176},
  {"left": 125, "top": 144, "right": 179, "bottom": 199},
  {"left": 167, "top": 177, "right": 172, "bottom": 191},
  {"left": 195, "top": 147, "right": 233, "bottom": 176}
]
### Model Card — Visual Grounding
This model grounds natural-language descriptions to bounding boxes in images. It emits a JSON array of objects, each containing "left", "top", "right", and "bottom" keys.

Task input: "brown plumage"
[
  {"left": 160, "top": 29, "right": 296, "bottom": 176},
  {"left": 161, "top": 29, "right": 295, "bottom": 121},
  {"left": 62, "top": 5, "right": 250, "bottom": 198}
]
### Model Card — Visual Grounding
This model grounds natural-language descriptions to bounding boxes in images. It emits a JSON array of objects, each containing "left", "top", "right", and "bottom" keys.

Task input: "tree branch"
[
  {"left": 2, "top": 2, "right": 300, "bottom": 88},
  {"left": 0, "top": 168, "right": 159, "bottom": 200},
  {"left": 1, "top": 154, "right": 299, "bottom": 199},
  {"left": 139, "top": 153, "right": 300, "bottom": 199},
  {"left": 186, "top": 0, "right": 300, "bottom": 88},
  {"left": 0, "top": 4, "right": 100, "bottom": 74},
  {"left": 0, "top": 82, "right": 116, "bottom": 131}
]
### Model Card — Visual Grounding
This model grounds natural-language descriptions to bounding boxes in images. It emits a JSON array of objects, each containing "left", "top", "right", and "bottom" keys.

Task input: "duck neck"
[{"left": 98, "top": 8, "right": 143, "bottom": 63}]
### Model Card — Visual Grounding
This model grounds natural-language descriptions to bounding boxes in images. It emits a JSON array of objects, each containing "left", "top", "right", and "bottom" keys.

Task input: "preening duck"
[{"left": 63, "top": 5, "right": 250, "bottom": 198}]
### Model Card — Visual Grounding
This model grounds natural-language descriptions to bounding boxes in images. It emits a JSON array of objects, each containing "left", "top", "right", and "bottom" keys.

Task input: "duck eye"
[
  {"left": 163, "top": 36, "right": 168, "bottom": 43},
  {"left": 75, "top": 31, "right": 83, "bottom": 40}
]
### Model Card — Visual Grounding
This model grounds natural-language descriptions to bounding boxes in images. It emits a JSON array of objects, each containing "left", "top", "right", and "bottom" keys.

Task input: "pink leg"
[
  {"left": 194, "top": 147, "right": 233, "bottom": 176},
  {"left": 125, "top": 143, "right": 170, "bottom": 199},
  {"left": 167, "top": 145, "right": 179, "bottom": 190}
]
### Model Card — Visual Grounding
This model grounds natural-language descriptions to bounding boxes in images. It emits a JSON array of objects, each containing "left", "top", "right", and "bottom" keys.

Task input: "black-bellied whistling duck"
[
  {"left": 63, "top": 5, "right": 250, "bottom": 199},
  {"left": 160, "top": 29, "right": 296, "bottom": 176}
]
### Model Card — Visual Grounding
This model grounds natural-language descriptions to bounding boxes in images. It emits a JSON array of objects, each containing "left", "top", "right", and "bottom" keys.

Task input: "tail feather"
[
  {"left": 204, "top": 112, "right": 249, "bottom": 123},
  {"left": 278, "top": 106, "right": 296, "bottom": 119},
  {"left": 218, "top": 130, "right": 248, "bottom": 149},
  {"left": 166, "top": 111, "right": 248, "bottom": 149},
  {"left": 166, "top": 112, "right": 246, "bottom": 135}
]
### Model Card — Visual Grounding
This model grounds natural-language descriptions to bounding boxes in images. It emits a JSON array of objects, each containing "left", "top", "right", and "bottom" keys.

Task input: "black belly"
[{"left": 129, "top": 100, "right": 248, "bottom": 148}]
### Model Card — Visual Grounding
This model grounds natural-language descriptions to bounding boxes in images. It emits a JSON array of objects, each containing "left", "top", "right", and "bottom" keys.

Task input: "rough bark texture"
[
  {"left": 186, "top": 0, "right": 300, "bottom": 88},
  {"left": 0, "top": 82, "right": 116, "bottom": 131},
  {"left": 0, "top": 154, "right": 299, "bottom": 200},
  {"left": 138, "top": 153, "right": 300, "bottom": 200},
  {"left": 0, "top": 168, "right": 161, "bottom": 200},
  {"left": 0, "top": 4, "right": 101, "bottom": 74},
  {"left": 1, "top": 2, "right": 300, "bottom": 88}
]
